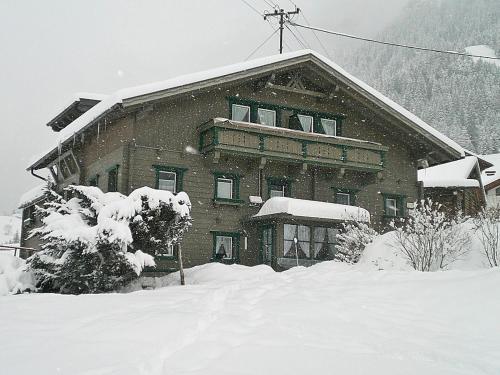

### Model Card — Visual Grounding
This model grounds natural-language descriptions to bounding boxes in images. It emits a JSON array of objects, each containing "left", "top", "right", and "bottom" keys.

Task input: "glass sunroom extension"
[{"left": 252, "top": 197, "right": 370, "bottom": 269}]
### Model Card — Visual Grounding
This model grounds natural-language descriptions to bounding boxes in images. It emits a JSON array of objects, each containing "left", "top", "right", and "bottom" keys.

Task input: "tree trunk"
[{"left": 178, "top": 243, "right": 185, "bottom": 286}]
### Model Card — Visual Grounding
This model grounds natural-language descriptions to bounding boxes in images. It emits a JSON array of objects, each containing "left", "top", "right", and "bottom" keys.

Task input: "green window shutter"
[{"left": 336, "top": 119, "right": 343, "bottom": 136}]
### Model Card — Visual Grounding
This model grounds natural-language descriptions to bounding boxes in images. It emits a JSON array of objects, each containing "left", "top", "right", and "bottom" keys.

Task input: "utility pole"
[{"left": 264, "top": 7, "right": 300, "bottom": 54}]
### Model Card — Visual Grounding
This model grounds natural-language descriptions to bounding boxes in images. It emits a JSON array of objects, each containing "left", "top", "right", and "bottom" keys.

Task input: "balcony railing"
[{"left": 198, "top": 118, "right": 388, "bottom": 172}]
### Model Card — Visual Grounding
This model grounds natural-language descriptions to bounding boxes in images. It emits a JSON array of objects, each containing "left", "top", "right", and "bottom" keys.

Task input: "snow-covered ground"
[{"left": 1, "top": 261, "right": 499, "bottom": 375}]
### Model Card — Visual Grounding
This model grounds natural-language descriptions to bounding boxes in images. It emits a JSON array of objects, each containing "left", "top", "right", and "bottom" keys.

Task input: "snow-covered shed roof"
[
  {"left": 18, "top": 184, "right": 47, "bottom": 209},
  {"left": 480, "top": 153, "right": 500, "bottom": 189},
  {"left": 28, "top": 49, "right": 466, "bottom": 170},
  {"left": 253, "top": 197, "right": 370, "bottom": 222},
  {"left": 417, "top": 156, "right": 481, "bottom": 188}
]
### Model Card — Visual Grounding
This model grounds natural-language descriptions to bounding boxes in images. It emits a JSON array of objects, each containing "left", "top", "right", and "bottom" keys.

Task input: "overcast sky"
[{"left": 0, "top": 0, "right": 409, "bottom": 214}]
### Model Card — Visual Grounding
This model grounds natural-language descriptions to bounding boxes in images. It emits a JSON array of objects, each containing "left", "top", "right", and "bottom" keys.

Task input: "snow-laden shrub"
[
  {"left": 26, "top": 185, "right": 191, "bottom": 294},
  {"left": 335, "top": 221, "right": 378, "bottom": 264},
  {"left": 473, "top": 206, "right": 500, "bottom": 267},
  {"left": 391, "top": 199, "right": 470, "bottom": 271}
]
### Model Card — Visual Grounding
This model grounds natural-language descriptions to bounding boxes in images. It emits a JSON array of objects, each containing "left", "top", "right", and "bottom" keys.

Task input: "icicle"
[
  {"left": 97, "top": 122, "right": 100, "bottom": 140},
  {"left": 57, "top": 141, "right": 62, "bottom": 156},
  {"left": 73, "top": 133, "right": 76, "bottom": 147}
]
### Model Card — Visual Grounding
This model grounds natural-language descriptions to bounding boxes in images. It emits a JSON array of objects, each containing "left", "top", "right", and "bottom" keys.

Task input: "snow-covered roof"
[
  {"left": 18, "top": 184, "right": 46, "bottom": 209},
  {"left": 465, "top": 45, "right": 500, "bottom": 68},
  {"left": 253, "top": 197, "right": 370, "bottom": 222},
  {"left": 28, "top": 49, "right": 465, "bottom": 170},
  {"left": 480, "top": 153, "right": 500, "bottom": 188},
  {"left": 418, "top": 156, "right": 480, "bottom": 188}
]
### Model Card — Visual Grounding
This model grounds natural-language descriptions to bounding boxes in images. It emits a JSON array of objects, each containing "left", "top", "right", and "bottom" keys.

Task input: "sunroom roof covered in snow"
[
  {"left": 417, "top": 156, "right": 481, "bottom": 188},
  {"left": 28, "top": 49, "right": 466, "bottom": 170},
  {"left": 253, "top": 197, "right": 370, "bottom": 223}
]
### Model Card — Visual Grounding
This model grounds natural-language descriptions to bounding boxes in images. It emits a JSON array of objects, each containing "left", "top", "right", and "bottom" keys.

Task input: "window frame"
[
  {"left": 212, "top": 231, "right": 240, "bottom": 262},
  {"left": 216, "top": 177, "right": 234, "bottom": 200},
  {"left": 382, "top": 193, "right": 406, "bottom": 218},
  {"left": 496, "top": 187, "right": 500, "bottom": 196},
  {"left": 153, "top": 165, "right": 188, "bottom": 193},
  {"left": 257, "top": 108, "right": 277, "bottom": 127},
  {"left": 231, "top": 104, "right": 251, "bottom": 122},
  {"left": 157, "top": 170, "right": 177, "bottom": 193},
  {"left": 266, "top": 177, "right": 292, "bottom": 199},
  {"left": 155, "top": 243, "right": 175, "bottom": 260},
  {"left": 213, "top": 172, "right": 242, "bottom": 203},
  {"left": 283, "top": 224, "right": 338, "bottom": 261},
  {"left": 228, "top": 97, "right": 345, "bottom": 133},
  {"left": 106, "top": 164, "right": 119, "bottom": 192},
  {"left": 332, "top": 187, "right": 359, "bottom": 206}
]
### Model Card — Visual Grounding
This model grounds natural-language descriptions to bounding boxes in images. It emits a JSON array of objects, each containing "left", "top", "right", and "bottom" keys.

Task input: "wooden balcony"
[{"left": 198, "top": 118, "right": 388, "bottom": 172}]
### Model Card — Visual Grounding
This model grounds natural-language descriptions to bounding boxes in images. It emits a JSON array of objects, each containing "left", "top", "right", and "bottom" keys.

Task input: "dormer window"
[
  {"left": 231, "top": 104, "right": 250, "bottom": 122},
  {"left": 297, "top": 114, "right": 313, "bottom": 132},
  {"left": 48, "top": 151, "right": 80, "bottom": 183},
  {"left": 257, "top": 108, "right": 276, "bottom": 127}
]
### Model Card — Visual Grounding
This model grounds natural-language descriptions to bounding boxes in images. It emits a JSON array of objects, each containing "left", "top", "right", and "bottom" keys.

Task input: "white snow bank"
[
  {"left": 418, "top": 156, "right": 480, "bottom": 188},
  {"left": 358, "top": 221, "right": 496, "bottom": 271},
  {"left": 0, "top": 254, "right": 34, "bottom": 296},
  {"left": 254, "top": 197, "right": 370, "bottom": 222},
  {"left": 465, "top": 45, "right": 500, "bottom": 68},
  {"left": 1, "top": 261, "right": 499, "bottom": 374}
]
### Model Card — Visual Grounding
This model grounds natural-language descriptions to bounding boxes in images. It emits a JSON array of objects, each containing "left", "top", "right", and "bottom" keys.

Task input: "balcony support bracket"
[
  {"left": 213, "top": 151, "right": 221, "bottom": 164},
  {"left": 259, "top": 157, "right": 267, "bottom": 169}
]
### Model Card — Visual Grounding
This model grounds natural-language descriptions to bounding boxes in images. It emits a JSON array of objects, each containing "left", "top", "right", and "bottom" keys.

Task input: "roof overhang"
[{"left": 28, "top": 50, "right": 466, "bottom": 171}]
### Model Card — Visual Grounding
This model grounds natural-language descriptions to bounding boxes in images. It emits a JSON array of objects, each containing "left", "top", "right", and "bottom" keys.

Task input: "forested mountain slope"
[{"left": 346, "top": 0, "right": 500, "bottom": 153}]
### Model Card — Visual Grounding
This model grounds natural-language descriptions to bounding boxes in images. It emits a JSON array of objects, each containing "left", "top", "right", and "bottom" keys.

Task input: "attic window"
[
  {"left": 231, "top": 104, "right": 250, "bottom": 122},
  {"left": 486, "top": 171, "right": 496, "bottom": 176}
]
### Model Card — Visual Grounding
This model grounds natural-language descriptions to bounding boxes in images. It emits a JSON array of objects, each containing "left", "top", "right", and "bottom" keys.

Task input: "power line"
[
  {"left": 239, "top": 0, "right": 263, "bottom": 17},
  {"left": 284, "top": 24, "right": 308, "bottom": 49},
  {"left": 289, "top": 21, "right": 500, "bottom": 61},
  {"left": 299, "top": 12, "right": 332, "bottom": 59},
  {"left": 245, "top": 27, "right": 280, "bottom": 61}
]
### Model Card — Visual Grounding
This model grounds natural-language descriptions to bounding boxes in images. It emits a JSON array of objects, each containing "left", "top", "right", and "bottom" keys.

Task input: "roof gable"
[{"left": 28, "top": 50, "right": 465, "bottom": 170}]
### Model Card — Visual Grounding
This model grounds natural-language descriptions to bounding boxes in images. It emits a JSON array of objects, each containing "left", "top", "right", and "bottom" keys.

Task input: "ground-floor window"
[
  {"left": 212, "top": 232, "right": 240, "bottom": 262},
  {"left": 283, "top": 224, "right": 338, "bottom": 261}
]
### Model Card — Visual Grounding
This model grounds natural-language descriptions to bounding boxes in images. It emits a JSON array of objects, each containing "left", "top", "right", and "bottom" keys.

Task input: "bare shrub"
[
  {"left": 391, "top": 199, "right": 470, "bottom": 271},
  {"left": 473, "top": 206, "right": 500, "bottom": 267}
]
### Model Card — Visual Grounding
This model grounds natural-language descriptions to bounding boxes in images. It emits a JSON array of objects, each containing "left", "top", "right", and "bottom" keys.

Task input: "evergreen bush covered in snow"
[
  {"left": 391, "top": 199, "right": 470, "bottom": 271},
  {"left": 335, "top": 221, "right": 378, "bottom": 264},
  {"left": 26, "top": 185, "right": 191, "bottom": 294},
  {"left": 473, "top": 206, "right": 500, "bottom": 267}
]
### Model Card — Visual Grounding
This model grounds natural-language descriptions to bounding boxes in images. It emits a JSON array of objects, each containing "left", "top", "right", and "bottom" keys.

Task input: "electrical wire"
[
  {"left": 299, "top": 12, "right": 332, "bottom": 59},
  {"left": 289, "top": 21, "right": 500, "bottom": 60},
  {"left": 245, "top": 27, "right": 280, "bottom": 61},
  {"left": 239, "top": 0, "right": 263, "bottom": 17},
  {"left": 284, "top": 24, "right": 308, "bottom": 49}
]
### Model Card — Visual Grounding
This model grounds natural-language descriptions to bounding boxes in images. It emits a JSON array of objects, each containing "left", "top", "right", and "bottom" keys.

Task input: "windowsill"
[
  {"left": 212, "top": 198, "right": 245, "bottom": 206},
  {"left": 211, "top": 257, "right": 238, "bottom": 264}
]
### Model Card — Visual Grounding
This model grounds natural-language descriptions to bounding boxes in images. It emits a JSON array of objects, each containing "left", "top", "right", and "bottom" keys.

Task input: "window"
[
  {"left": 313, "top": 227, "right": 338, "bottom": 260},
  {"left": 213, "top": 232, "right": 240, "bottom": 261},
  {"left": 496, "top": 187, "right": 500, "bottom": 196},
  {"left": 231, "top": 104, "right": 250, "bottom": 122},
  {"left": 297, "top": 114, "right": 314, "bottom": 132},
  {"left": 107, "top": 165, "right": 119, "bottom": 192},
  {"left": 283, "top": 224, "right": 338, "bottom": 261},
  {"left": 267, "top": 177, "right": 291, "bottom": 199},
  {"left": 157, "top": 244, "right": 174, "bottom": 258},
  {"left": 335, "top": 192, "right": 351, "bottom": 205},
  {"left": 89, "top": 175, "right": 99, "bottom": 187},
  {"left": 320, "top": 118, "right": 337, "bottom": 136},
  {"left": 383, "top": 194, "right": 405, "bottom": 217},
  {"left": 284, "top": 224, "right": 310, "bottom": 259},
  {"left": 158, "top": 171, "right": 177, "bottom": 193},
  {"left": 213, "top": 172, "right": 241, "bottom": 202},
  {"left": 217, "top": 178, "right": 233, "bottom": 199},
  {"left": 257, "top": 108, "right": 276, "bottom": 127},
  {"left": 154, "top": 166, "right": 187, "bottom": 193}
]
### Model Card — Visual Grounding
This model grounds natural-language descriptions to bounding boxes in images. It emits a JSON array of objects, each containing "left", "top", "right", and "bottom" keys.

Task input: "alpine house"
[{"left": 21, "top": 50, "right": 470, "bottom": 271}]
